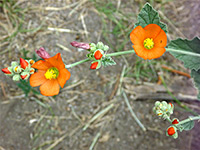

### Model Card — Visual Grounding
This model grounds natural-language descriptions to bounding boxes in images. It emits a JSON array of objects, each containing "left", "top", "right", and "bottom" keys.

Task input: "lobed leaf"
[
  {"left": 168, "top": 37, "right": 200, "bottom": 71},
  {"left": 102, "top": 57, "right": 116, "bottom": 67},
  {"left": 134, "top": 3, "right": 167, "bottom": 33},
  {"left": 178, "top": 120, "right": 195, "bottom": 131}
]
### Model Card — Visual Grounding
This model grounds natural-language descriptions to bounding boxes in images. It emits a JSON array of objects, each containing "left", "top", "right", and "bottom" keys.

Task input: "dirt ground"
[{"left": 0, "top": 0, "right": 200, "bottom": 150}]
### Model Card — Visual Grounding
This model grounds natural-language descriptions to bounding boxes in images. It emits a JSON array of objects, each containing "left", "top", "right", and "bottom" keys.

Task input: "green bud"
[
  {"left": 13, "top": 66, "right": 22, "bottom": 73},
  {"left": 11, "top": 61, "right": 18, "bottom": 67},
  {"left": 20, "top": 72, "right": 30, "bottom": 80},
  {"left": 156, "top": 110, "right": 163, "bottom": 117},
  {"left": 97, "top": 42, "right": 104, "bottom": 49},
  {"left": 13, "top": 74, "right": 21, "bottom": 81},
  {"left": 90, "top": 47, "right": 97, "bottom": 52},
  {"left": 155, "top": 101, "right": 161, "bottom": 107},
  {"left": 90, "top": 43, "right": 96, "bottom": 48},
  {"left": 161, "top": 101, "right": 168, "bottom": 106},
  {"left": 103, "top": 45, "right": 109, "bottom": 51}
]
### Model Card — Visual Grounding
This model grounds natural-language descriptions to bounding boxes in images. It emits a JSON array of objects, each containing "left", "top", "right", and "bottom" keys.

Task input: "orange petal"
[
  {"left": 130, "top": 26, "right": 145, "bottom": 45},
  {"left": 39, "top": 79, "right": 60, "bottom": 96},
  {"left": 147, "top": 47, "right": 166, "bottom": 60},
  {"left": 46, "top": 53, "right": 65, "bottom": 70},
  {"left": 57, "top": 68, "right": 71, "bottom": 88},
  {"left": 29, "top": 70, "right": 47, "bottom": 87},
  {"left": 144, "top": 24, "right": 162, "bottom": 39},
  {"left": 31, "top": 60, "right": 52, "bottom": 70},
  {"left": 154, "top": 29, "right": 167, "bottom": 48},
  {"left": 132, "top": 45, "right": 149, "bottom": 60}
]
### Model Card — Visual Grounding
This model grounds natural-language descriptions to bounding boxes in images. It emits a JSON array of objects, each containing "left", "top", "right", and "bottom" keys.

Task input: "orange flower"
[
  {"left": 130, "top": 24, "right": 167, "bottom": 60},
  {"left": 30, "top": 53, "right": 70, "bottom": 96}
]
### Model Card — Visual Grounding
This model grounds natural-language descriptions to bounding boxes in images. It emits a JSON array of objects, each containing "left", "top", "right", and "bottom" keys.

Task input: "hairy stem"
[{"left": 179, "top": 116, "right": 200, "bottom": 125}]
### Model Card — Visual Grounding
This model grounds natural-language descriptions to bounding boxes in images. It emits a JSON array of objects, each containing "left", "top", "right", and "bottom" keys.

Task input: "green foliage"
[
  {"left": 168, "top": 38, "right": 200, "bottom": 100},
  {"left": 168, "top": 37, "right": 200, "bottom": 71},
  {"left": 17, "top": 80, "right": 39, "bottom": 96},
  {"left": 134, "top": 3, "right": 168, "bottom": 33},
  {"left": 102, "top": 57, "right": 116, "bottom": 67},
  {"left": 191, "top": 70, "right": 200, "bottom": 99},
  {"left": 178, "top": 120, "right": 195, "bottom": 131}
]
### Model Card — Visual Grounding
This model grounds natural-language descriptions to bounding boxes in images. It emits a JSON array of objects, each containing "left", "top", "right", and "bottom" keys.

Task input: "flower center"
[
  {"left": 143, "top": 38, "right": 154, "bottom": 49},
  {"left": 45, "top": 67, "right": 59, "bottom": 80}
]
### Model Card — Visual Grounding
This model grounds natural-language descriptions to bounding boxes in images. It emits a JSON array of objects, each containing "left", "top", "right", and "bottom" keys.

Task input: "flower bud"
[
  {"left": 13, "top": 74, "right": 21, "bottom": 81},
  {"left": 97, "top": 42, "right": 104, "bottom": 49},
  {"left": 13, "top": 66, "right": 22, "bottom": 73},
  {"left": 103, "top": 45, "right": 109, "bottom": 51},
  {"left": 167, "top": 126, "right": 176, "bottom": 136},
  {"left": 20, "top": 58, "right": 29, "bottom": 69},
  {"left": 70, "top": 41, "right": 90, "bottom": 50},
  {"left": 20, "top": 72, "right": 30, "bottom": 80},
  {"left": 94, "top": 50, "right": 103, "bottom": 60},
  {"left": 172, "top": 118, "right": 179, "bottom": 124},
  {"left": 29, "top": 59, "right": 35, "bottom": 65},
  {"left": 29, "top": 68, "right": 35, "bottom": 74},
  {"left": 90, "top": 62, "right": 98, "bottom": 69},
  {"left": 2, "top": 67, "right": 11, "bottom": 74},
  {"left": 35, "top": 47, "right": 51, "bottom": 59}
]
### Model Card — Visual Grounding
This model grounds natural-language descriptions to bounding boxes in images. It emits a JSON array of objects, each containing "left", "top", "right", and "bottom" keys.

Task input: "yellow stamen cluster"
[
  {"left": 45, "top": 67, "right": 59, "bottom": 80},
  {"left": 14, "top": 67, "right": 18, "bottom": 72},
  {"left": 143, "top": 38, "right": 154, "bottom": 49}
]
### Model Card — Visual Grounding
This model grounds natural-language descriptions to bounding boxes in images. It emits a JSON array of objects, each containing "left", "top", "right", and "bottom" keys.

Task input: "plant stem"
[
  {"left": 166, "top": 117, "right": 172, "bottom": 124},
  {"left": 65, "top": 58, "right": 90, "bottom": 68},
  {"left": 179, "top": 116, "right": 200, "bottom": 125},
  {"left": 65, "top": 47, "right": 200, "bottom": 68}
]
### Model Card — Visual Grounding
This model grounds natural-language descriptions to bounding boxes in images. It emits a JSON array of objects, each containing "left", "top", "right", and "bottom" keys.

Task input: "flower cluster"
[
  {"left": 153, "top": 101, "right": 174, "bottom": 119},
  {"left": 2, "top": 58, "right": 35, "bottom": 81},
  {"left": 71, "top": 41, "right": 111, "bottom": 70}
]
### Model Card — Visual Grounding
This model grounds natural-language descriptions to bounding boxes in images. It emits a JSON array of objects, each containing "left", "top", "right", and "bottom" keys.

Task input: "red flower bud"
[
  {"left": 21, "top": 75, "right": 28, "bottom": 80},
  {"left": 94, "top": 50, "right": 103, "bottom": 60},
  {"left": 169, "top": 103, "right": 173, "bottom": 108},
  {"left": 70, "top": 41, "right": 90, "bottom": 50},
  {"left": 2, "top": 67, "right": 11, "bottom": 74},
  {"left": 20, "top": 58, "right": 29, "bottom": 69},
  {"left": 172, "top": 119, "right": 179, "bottom": 124},
  {"left": 167, "top": 127, "right": 176, "bottom": 136},
  {"left": 90, "top": 62, "right": 98, "bottom": 69},
  {"left": 35, "top": 47, "right": 51, "bottom": 59}
]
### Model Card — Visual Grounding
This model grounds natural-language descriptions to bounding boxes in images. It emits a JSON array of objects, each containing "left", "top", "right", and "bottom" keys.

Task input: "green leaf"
[
  {"left": 191, "top": 69, "right": 200, "bottom": 99},
  {"left": 178, "top": 120, "right": 194, "bottom": 131},
  {"left": 168, "top": 37, "right": 200, "bottom": 71},
  {"left": 102, "top": 57, "right": 116, "bottom": 67},
  {"left": 134, "top": 3, "right": 167, "bottom": 33}
]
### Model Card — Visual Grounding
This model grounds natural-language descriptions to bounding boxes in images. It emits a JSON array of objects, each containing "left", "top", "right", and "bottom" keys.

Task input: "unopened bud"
[
  {"left": 20, "top": 72, "right": 30, "bottom": 80},
  {"left": 29, "top": 68, "right": 35, "bottom": 74},
  {"left": 2, "top": 67, "right": 11, "bottom": 74},
  {"left": 35, "top": 47, "right": 51, "bottom": 59},
  {"left": 167, "top": 126, "right": 176, "bottom": 136},
  {"left": 172, "top": 119, "right": 179, "bottom": 124},
  {"left": 90, "top": 62, "right": 99, "bottom": 69},
  {"left": 20, "top": 58, "right": 29, "bottom": 69},
  {"left": 29, "top": 59, "right": 35, "bottom": 65},
  {"left": 94, "top": 50, "right": 103, "bottom": 60},
  {"left": 71, "top": 41, "right": 90, "bottom": 50}
]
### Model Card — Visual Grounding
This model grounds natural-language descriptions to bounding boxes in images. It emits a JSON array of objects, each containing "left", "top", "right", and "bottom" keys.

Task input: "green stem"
[
  {"left": 166, "top": 117, "right": 172, "bottom": 123},
  {"left": 65, "top": 58, "right": 90, "bottom": 68},
  {"left": 179, "top": 116, "right": 200, "bottom": 125},
  {"left": 65, "top": 47, "right": 200, "bottom": 68}
]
